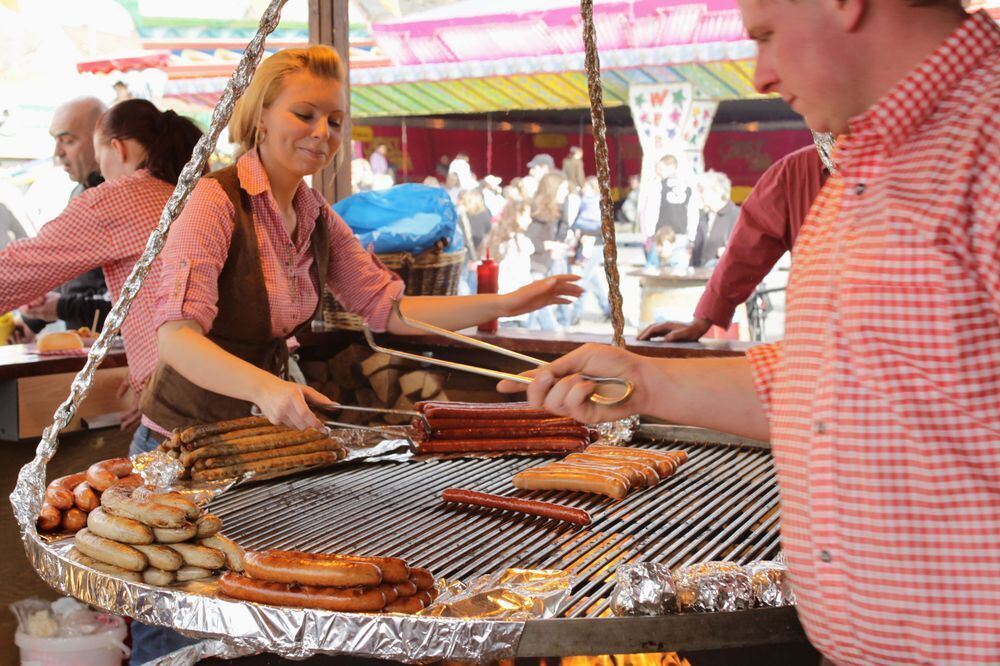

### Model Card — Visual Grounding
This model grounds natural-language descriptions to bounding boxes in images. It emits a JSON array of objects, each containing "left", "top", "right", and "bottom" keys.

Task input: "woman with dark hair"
[
  {"left": 527, "top": 171, "right": 571, "bottom": 331},
  {"left": 0, "top": 98, "right": 203, "bottom": 429}
]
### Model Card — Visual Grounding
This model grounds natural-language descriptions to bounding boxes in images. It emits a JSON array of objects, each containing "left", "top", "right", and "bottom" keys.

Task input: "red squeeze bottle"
[{"left": 477, "top": 249, "right": 499, "bottom": 333}]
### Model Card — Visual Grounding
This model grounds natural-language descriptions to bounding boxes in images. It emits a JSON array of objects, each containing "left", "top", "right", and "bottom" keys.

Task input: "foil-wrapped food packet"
[
  {"left": 673, "top": 561, "right": 752, "bottom": 613},
  {"left": 610, "top": 563, "right": 676, "bottom": 616},
  {"left": 744, "top": 560, "right": 795, "bottom": 607}
]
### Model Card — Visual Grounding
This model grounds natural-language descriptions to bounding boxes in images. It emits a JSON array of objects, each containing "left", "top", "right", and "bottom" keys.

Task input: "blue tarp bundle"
[{"left": 333, "top": 184, "right": 463, "bottom": 255}]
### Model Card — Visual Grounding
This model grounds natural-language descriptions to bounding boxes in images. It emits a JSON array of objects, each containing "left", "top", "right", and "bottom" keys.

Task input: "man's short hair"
[
  {"left": 700, "top": 170, "right": 732, "bottom": 200},
  {"left": 657, "top": 154, "right": 678, "bottom": 168}
]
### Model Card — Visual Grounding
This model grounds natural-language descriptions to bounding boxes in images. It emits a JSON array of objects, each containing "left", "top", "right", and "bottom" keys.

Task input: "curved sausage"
[
  {"left": 218, "top": 573, "right": 387, "bottom": 612},
  {"left": 409, "top": 567, "right": 436, "bottom": 591},
  {"left": 142, "top": 568, "right": 176, "bottom": 586},
  {"left": 86, "top": 458, "right": 133, "bottom": 492},
  {"left": 73, "top": 481, "right": 100, "bottom": 512},
  {"left": 180, "top": 416, "right": 272, "bottom": 444},
  {"left": 134, "top": 544, "right": 184, "bottom": 571},
  {"left": 243, "top": 550, "right": 383, "bottom": 587},
  {"left": 45, "top": 472, "right": 87, "bottom": 510},
  {"left": 61, "top": 507, "right": 88, "bottom": 532},
  {"left": 393, "top": 580, "right": 418, "bottom": 598},
  {"left": 68, "top": 548, "right": 143, "bottom": 583},
  {"left": 378, "top": 583, "right": 399, "bottom": 604},
  {"left": 512, "top": 468, "right": 629, "bottom": 500},
  {"left": 152, "top": 523, "right": 198, "bottom": 544},
  {"left": 328, "top": 554, "right": 409, "bottom": 585},
  {"left": 100, "top": 483, "right": 187, "bottom": 529},
  {"left": 175, "top": 565, "right": 214, "bottom": 582},
  {"left": 195, "top": 514, "right": 223, "bottom": 538},
  {"left": 74, "top": 528, "right": 148, "bottom": 572},
  {"left": 442, "top": 488, "right": 593, "bottom": 526},
  {"left": 132, "top": 487, "right": 200, "bottom": 521},
  {"left": 37, "top": 503, "right": 63, "bottom": 532},
  {"left": 383, "top": 595, "right": 424, "bottom": 614},
  {"left": 87, "top": 507, "right": 154, "bottom": 544},
  {"left": 168, "top": 543, "right": 226, "bottom": 570},
  {"left": 199, "top": 534, "right": 244, "bottom": 572}
]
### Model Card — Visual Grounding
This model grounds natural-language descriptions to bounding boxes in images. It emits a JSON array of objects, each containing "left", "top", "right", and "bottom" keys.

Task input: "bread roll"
[{"left": 37, "top": 331, "right": 84, "bottom": 352}]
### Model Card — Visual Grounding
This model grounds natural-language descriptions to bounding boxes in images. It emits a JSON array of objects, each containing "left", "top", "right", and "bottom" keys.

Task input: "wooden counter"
[{"left": 0, "top": 344, "right": 130, "bottom": 442}]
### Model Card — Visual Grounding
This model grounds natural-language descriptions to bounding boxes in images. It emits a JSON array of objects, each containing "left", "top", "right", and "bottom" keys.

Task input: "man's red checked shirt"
[
  {"left": 0, "top": 170, "right": 174, "bottom": 392},
  {"left": 746, "top": 12, "right": 1000, "bottom": 666}
]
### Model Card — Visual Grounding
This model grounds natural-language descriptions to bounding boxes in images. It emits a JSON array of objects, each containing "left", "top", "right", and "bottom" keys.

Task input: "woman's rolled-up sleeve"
[
  {"left": 324, "top": 208, "right": 404, "bottom": 332},
  {"left": 153, "top": 179, "right": 235, "bottom": 334}
]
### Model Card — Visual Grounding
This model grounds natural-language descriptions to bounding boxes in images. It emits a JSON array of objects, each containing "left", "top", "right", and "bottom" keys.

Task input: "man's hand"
[
  {"left": 20, "top": 291, "right": 60, "bottom": 322},
  {"left": 637, "top": 317, "right": 712, "bottom": 342},
  {"left": 501, "top": 274, "right": 582, "bottom": 317},
  {"left": 497, "top": 343, "right": 649, "bottom": 424},
  {"left": 9, "top": 312, "right": 35, "bottom": 344},
  {"left": 116, "top": 378, "right": 142, "bottom": 431}
]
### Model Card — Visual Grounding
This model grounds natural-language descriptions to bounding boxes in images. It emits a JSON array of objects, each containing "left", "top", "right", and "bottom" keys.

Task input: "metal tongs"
[{"left": 361, "top": 300, "right": 633, "bottom": 407}]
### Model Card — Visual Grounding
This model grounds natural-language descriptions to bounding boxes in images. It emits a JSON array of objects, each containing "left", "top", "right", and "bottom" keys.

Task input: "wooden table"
[{"left": 0, "top": 343, "right": 129, "bottom": 441}]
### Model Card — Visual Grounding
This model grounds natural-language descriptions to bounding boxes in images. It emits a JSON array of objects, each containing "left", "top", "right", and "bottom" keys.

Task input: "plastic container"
[
  {"left": 16, "top": 615, "right": 129, "bottom": 666},
  {"left": 476, "top": 250, "right": 499, "bottom": 333}
]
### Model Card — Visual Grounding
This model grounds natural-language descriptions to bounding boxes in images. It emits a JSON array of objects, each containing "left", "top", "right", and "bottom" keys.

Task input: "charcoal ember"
[
  {"left": 673, "top": 561, "right": 752, "bottom": 613},
  {"left": 744, "top": 560, "right": 795, "bottom": 607},
  {"left": 610, "top": 563, "right": 676, "bottom": 616}
]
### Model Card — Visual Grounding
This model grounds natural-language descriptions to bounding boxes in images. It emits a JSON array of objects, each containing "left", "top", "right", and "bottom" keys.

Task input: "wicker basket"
[{"left": 322, "top": 248, "right": 465, "bottom": 330}]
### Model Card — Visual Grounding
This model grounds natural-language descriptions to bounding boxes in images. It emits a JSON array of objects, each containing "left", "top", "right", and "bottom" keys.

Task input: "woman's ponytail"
[{"left": 97, "top": 100, "right": 203, "bottom": 185}]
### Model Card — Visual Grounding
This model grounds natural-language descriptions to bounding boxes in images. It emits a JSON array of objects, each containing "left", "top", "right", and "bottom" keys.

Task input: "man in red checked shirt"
[
  {"left": 501, "top": 3, "right": 1000, "bottom": 664},
  {"left": 637, "top": 143, "right": 828, "bottom": 342}
]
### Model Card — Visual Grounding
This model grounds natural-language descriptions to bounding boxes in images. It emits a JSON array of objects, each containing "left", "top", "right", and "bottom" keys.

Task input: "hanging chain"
[{"left": 579, "top": 0, "right": 625, "bottom": 348}]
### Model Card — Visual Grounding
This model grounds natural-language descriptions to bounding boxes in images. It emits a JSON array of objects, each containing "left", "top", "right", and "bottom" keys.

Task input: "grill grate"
[{"left": 208, "top": 436, "right": 781, "bottom": 620}]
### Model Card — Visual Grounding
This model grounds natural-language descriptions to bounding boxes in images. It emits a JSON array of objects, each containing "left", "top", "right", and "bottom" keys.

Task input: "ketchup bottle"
[{"left": 476, "top": 249, "right": 499, "bottom": 333}]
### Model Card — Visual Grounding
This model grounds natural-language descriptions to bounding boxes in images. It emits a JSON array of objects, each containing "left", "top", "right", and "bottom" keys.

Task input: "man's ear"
[{"left": 836, "top": 0, "right": 867, "bottom": 33}]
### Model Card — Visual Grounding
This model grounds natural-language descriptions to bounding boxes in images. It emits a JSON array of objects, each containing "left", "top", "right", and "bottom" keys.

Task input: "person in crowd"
[
  {"left": 23, "top": 97, "right": 112, "bottom": 335},
  {"left": 646, "top": 153, "right": 693, "bottom": 269},
  {"left": 525, "top": 171, "right": 571, "bottom": 332},
  {"left": 639, "top": 144, "right": 827, "bottom": 342},
  {"left": 112, "top": 81, "right": 133, "bottom": 104},
  {"left": 527, "top": 153, "right": 554, "bottom": 181},
  {"left": 143, "top": 45, "right": 580, "bottom": 450},
  {"left": 0, "top": 99, "right": 202, "bottom": 438},
  {"left": 456, "top": 187, "right": 492, "bottom": 293},
  {"left": 501, "top": 3, "right": 999, "bottom": 665},
  {"left": 562, "top": 146, "right": 585, "bottom": 191},
  {"left": 569, "top": 176, "right": 610, "bottom": 325},
  {"left": 482, "top": 198, "right": 536, "bottom": 325},
  {"left": 422, "top": 175, "right": 441, "bottom": 187},
  {"left": 368, "top": 142, "right": 389, "bottom": 176},
  {"left": 446, "top": 157, "right": 477, "bottom": 202},
  {"left": 435, "top": 154, "right": 451, "bottom": 180},
  {"left": 350, "top": 157, "right": 373, "bottom": 193},
  {"left": 615, "top": 174, "right": 641, "bottom": 231},
  {"left": 690, "top": 170, "right": 738, "bottom": 268},
  {"left": 481, "top": 175, "right": 505, "bottom": 218}
]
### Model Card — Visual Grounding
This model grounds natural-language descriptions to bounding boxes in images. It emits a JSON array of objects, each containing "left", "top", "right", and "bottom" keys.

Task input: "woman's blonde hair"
[{"left": 229, "top": 45, "right": 346, "bottom": 155}]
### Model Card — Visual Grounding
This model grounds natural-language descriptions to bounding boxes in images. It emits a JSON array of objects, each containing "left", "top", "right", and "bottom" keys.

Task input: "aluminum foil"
[
  {"left": 27, "top": 539, "right": 524, "bottom": 664},
  {"left": 134, "top": 450, "right": 185, "bottom": 489},
  {"left": 610, "top": 563, "right": 676, "bottom": 616},
  {"left": 744, "top": 560, "right": 795, "bottom": 608},
  {"left": 594, "top": 415, "right": 639, "bottom": 443},
  {"left": 674, "top": 561, "right": 753, "bottom": 613},
  {"left": 421, "top": 568, "right": 573, "bottom": 620}
]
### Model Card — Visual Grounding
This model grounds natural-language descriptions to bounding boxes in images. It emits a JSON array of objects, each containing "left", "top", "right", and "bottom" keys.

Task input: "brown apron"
[{"left": 141, "top": 165, "right": 330, "bottom": 432}]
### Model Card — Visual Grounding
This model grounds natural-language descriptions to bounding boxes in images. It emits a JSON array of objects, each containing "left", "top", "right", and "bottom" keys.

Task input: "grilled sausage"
[
  {"left": 330, "top": 554, "right": 409, "bottom": 584},
  {"left": 61, "top": 507, "right": 88, "bottom": 532},
  {"left": 87, "top": 507, "right": 154, "bottom": 544},
  {"left": 512, "top": 468, "right": 629, "bottom": 500},
  {"left": 74, "top": 528, "right": 147, "bottom": 572},
  {"left": 68, "top": 547, "right": 143, "bottom": 583},
  {"left": 142, "top": 568, "right": 176, "bottom": 586},
  {"left": 180, "top": 430, "right": 327, "bottom": 466},
  {"left": 86, "top": 458, "right": 133, "bottom": 492},
  {"left": 168, "top": 543, "right": 226, "bottom": 570},
  {"left": 100, "top": 483, "right": 187, "bottom": 529},
  {"left": 132, "top": 487, "right": 200, "bottom": 521},
  {"left": 564, "top": 453, "right": 660, "bottom": 486},
  {"left": 194, "top": 439, "right": 346, "bottom": 471},
  {"left": 195, "top": 514, "right": 223, "bottom": 538},
  {"left": 199, "top": 534, "right": 244, "bottom": 572},
  {"left": 37, "top": 503, "right": 63, "bottom": 532},
  {"left": 409, "top": 567, "right": 436, "bottom": 591},
  {"left": 179, "top": 416, "right": 271, "bottom": 444},
  {"left": 393, "top": 580, "right": 418, "bottom": 598},
  {"left": 415, "top": 437, "right": 587, "bottom": 455},
  {"left": 190, "top": 451, "right": 341, "bottom": 482},
  {"left": 243, "top": 549, "right": 383, "bottom": 587},
  {"left": 72, "top": 481, "right": 100, "bottom": 512},
  {"left": 45, "top": 472, "right": 87, "bottom": 510},
  {"left": 152, "top": 523, "right": 198, "bottom": 544},
  {"left": 184, "top": 425, "right": 292, "bottom": 450},
  {"left": 134, "top": 544, "right": 184, "bottom": 571},
  {"left": 218, "top": 573, "right": 387, "bottom": 612},
  {"left": 442, "top": 488, "right": 593, "bottom": 525},
  {"left": 383, "top": 595, "right": 424, "bottom": 614},
  {"left": 175, "top": 565, "right": 214, "bottom": 582}
]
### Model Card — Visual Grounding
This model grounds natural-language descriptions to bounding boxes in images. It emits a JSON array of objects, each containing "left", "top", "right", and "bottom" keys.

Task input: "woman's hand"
[
  {"left": 501, "top": 274, "right": 582, "bottom": 317},
  {"left": 497, "top": 343, "right": 649, "bottom": 424},
  {"left": 252, "top": 375, "right": 336, "bottom": 431},
  {"left": 637, "top": 317, "right": 712, "bottom": 342}
]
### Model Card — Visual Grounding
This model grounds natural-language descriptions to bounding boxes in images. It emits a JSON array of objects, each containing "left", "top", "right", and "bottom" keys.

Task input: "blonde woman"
[{"left": 144, "top": 45, "right": 581, "bottom": 439}]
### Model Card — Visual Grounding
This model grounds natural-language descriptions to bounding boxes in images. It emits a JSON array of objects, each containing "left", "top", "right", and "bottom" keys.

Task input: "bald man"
[{"left": 19, "top": 97, "right": 110, "bottom": 335}]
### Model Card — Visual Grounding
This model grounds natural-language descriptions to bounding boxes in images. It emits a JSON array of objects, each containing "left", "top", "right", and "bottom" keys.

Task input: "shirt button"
[
  {"left": 854, "top": 183, "right": 866, "bottom": 195},
  {"left": 815, "top": 421, "right": 826, "bottom": 435},
  {"left": 819, "top": 550, "right": 833, "bottom": 563}
]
